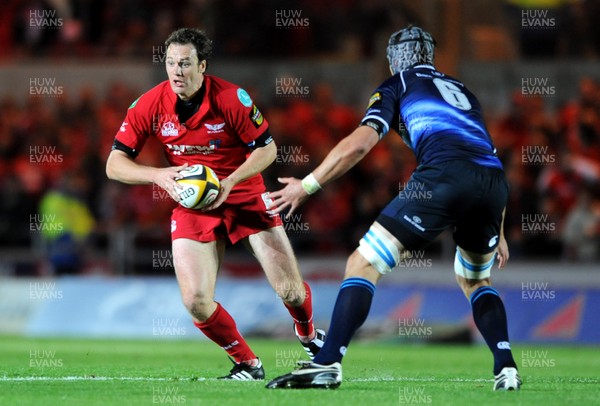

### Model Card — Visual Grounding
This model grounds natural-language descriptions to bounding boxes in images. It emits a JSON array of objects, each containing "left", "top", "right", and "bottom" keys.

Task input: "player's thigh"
[
  {"left": 452, "top": 164, "right": 508, "bottom": 254},
  {"left": 246, "top": 225, "right": 302, "bottom": 286},
  {"left": 172, "top": 237, "right": 225, "bottom": 300},
  {"left": 376, "top": 164, "right": 457, "bottom": 251}
]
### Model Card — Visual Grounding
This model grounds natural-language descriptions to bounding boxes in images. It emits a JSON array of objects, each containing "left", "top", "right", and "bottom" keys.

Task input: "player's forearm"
[
  {"left": 226, "top": 142, "right": 276, "bottom": 185},
  {"left": 312, "top": 125, "right": 378, "bottom": 187},
  {"left": 106, "top": 150, "right": 158, "bottom": 185}
]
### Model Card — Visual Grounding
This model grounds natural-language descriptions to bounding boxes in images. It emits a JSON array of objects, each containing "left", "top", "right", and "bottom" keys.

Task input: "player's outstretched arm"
[
  {"left": 270, "top": 125, "right": 379, "bottom": 215},
  {"left": 106, "top": 149, "right": 188, "bottom": 201}
]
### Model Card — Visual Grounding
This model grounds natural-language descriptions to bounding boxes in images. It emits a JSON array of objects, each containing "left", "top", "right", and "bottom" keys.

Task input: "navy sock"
[
  {"left": 470, "top": 286, "right": 517, "bottom": 375},
  {"left": 313, "top": 277, "right": 375, "bottom": 365}
]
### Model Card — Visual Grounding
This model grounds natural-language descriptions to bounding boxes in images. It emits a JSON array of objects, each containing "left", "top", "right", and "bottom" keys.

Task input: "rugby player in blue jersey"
[{"left": 266, "top": 25, "right": 521, "bottom": 391}]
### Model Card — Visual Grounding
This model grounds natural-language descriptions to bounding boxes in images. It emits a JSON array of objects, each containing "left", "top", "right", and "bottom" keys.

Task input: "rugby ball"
[{"left": 176, "top": 164, "right": 220, "bottom": 209}]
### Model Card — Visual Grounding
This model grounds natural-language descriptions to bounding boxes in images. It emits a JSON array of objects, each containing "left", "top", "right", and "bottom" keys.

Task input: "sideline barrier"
[{"left": 4, "top": 275, "right": 597, "bottom": 343}]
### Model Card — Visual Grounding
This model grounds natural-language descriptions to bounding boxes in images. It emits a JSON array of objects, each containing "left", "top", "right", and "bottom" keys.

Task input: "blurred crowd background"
[{"left": 1, "top": 0, "right": 600, "bottom": 276}]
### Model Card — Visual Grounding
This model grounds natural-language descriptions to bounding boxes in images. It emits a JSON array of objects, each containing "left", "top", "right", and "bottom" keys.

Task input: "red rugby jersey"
[{"left": 115, "top": 75, "right": 269, "bottom": 189}]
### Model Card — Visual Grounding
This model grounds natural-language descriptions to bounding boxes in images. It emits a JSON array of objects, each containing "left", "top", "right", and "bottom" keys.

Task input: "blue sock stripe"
[
  {"left": 341, "top": 277, "right": 376, "bottom": 295},
  {"left": 470, "top": 286, "right": 499, "bottom": 305},
  {"left": 457, "top": 251, "right": 495, "bottom": 272},
  {"left": 364, "top": 231, "right": 395, "bottom": 267}
]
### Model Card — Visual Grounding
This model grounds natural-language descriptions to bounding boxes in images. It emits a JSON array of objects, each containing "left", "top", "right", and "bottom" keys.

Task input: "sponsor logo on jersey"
[
  {"left": 367, "top": 92, "right": 381, "bottom": 108},
  {"left": 403, "top": 215, "right": 425, "bottom": 232},
  {"left": 166, "top": 142, "right": 219, "bottom": 156},
  {"left": 237, "top": 88, "right": 253, "bottom": 107},
  {"left": 249, "top": 105, "right": 264, "bottom": 128},
  {"left": 161, "top": 121, "right": 179, "bottom": 137},
  {"left": 204, "top": 122, "right": 226, "bottom": 133},
  {"left": 119, "top": 121, "right": 128, "bottom": 132}
]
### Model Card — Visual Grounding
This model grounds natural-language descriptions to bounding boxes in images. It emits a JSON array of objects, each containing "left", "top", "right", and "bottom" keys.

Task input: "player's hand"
[
  {"left": 268, "top": 177, "right": 309, "bottom": 216},
  {"left": 153, "top": 163, "right": 189, "bottom": 202},
  {"left": 496, "top": 234, "right": 509, "bottom": 269},
  {"left": 202, "top": 177, "right": 234, "bottom": 211}
]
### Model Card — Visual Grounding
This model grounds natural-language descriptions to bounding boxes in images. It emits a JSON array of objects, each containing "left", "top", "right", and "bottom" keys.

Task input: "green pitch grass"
[{"left": 0, "top": 336, "right": 597, "bottom": 406}]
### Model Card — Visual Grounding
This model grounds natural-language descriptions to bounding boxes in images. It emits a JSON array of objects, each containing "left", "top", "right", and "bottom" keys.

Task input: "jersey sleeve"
[
  {"left": 219, "top": 88, "right": 269, "bottom": 146},
  {"left": 360, "top": 75, "right": 401, "bottom": 140},
  {"left": 112, "top": 95, "right": 152, "bottom": 158}
]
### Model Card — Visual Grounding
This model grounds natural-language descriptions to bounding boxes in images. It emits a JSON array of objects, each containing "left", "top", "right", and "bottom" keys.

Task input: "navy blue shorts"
[{"left": 376, "top": 160, "right": 508, "bottom": 254}]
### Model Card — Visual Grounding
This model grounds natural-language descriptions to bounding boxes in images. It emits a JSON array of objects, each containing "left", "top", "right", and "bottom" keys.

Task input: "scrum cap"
[{"left": 387, "top": 25, "right": 436, "bottom": 74}]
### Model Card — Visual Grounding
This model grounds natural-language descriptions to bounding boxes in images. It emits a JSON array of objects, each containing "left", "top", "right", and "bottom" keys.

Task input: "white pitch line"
[
  {"left": 0, "top": 376, "right": 488, "bottom": 383},
  {"left": 2, "top": 376, "right": 597, "bottom": 384},
  {"left": 0, "top": 376, "right": 206, "bottom": 382}
]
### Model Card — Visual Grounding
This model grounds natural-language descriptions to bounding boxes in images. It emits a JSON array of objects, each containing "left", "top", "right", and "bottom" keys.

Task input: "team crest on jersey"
[
  {"left": 367, "top": 92, "right": 381, "bottom": 108},
  {"left": 249, "top": 105, "right": 264, "bottom": 128},
  {"left": 205, "top": 122, "right": 226, "bottom": 133},
  {"left": 161, "top": 121, "right": 179, "bottom": 136},
  {"left": 237, "top": 88, "right": 253, "bottom": 107}
]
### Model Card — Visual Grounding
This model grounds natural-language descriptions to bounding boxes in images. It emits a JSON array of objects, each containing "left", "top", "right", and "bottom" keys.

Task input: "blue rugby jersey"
[{"left": 361, "top": 65, "right": 502, "bottom": 169}]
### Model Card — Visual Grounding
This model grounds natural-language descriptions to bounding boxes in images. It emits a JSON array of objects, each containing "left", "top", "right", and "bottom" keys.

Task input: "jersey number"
[{"left": 433, "top": 78, "right": 472, "bottom": 111}]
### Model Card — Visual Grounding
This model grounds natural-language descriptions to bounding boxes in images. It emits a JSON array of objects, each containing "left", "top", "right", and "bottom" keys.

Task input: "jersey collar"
[
  {"left": 412, "top": 64, "right": 435, "bottom": 70},
  {"left": 169, "top": 75, "right": 212, "bottom": 128}
]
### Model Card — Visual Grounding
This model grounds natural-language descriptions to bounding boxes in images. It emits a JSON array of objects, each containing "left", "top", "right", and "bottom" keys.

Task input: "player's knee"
[
  {"left": 181, "top": 291, "right": 214, "bottom": 320},
  {"left": 456, "top": 274, "right": 490, "bottom": 298},
  {"left": 454, "top": 248, "right": 494, "bottom": 295},
  {"left": 357, "top": 224, "right": 401, "bottom": 275}
]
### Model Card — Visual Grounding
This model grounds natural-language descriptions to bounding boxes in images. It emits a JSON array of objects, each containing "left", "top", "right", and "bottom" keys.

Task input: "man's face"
[{"left": 165, "top": 43, "right": 206, "bottom": 100}]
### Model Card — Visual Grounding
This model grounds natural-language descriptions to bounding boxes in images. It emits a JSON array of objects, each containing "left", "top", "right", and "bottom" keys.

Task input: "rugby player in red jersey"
[{"left": 106, "top": 28, "right": 324, "bottom": 380}]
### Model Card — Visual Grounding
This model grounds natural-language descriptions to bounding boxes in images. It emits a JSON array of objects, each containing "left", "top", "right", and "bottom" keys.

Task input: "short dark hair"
[{"left": 165, "top": 28, "right": 213, "bottom": 65}]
